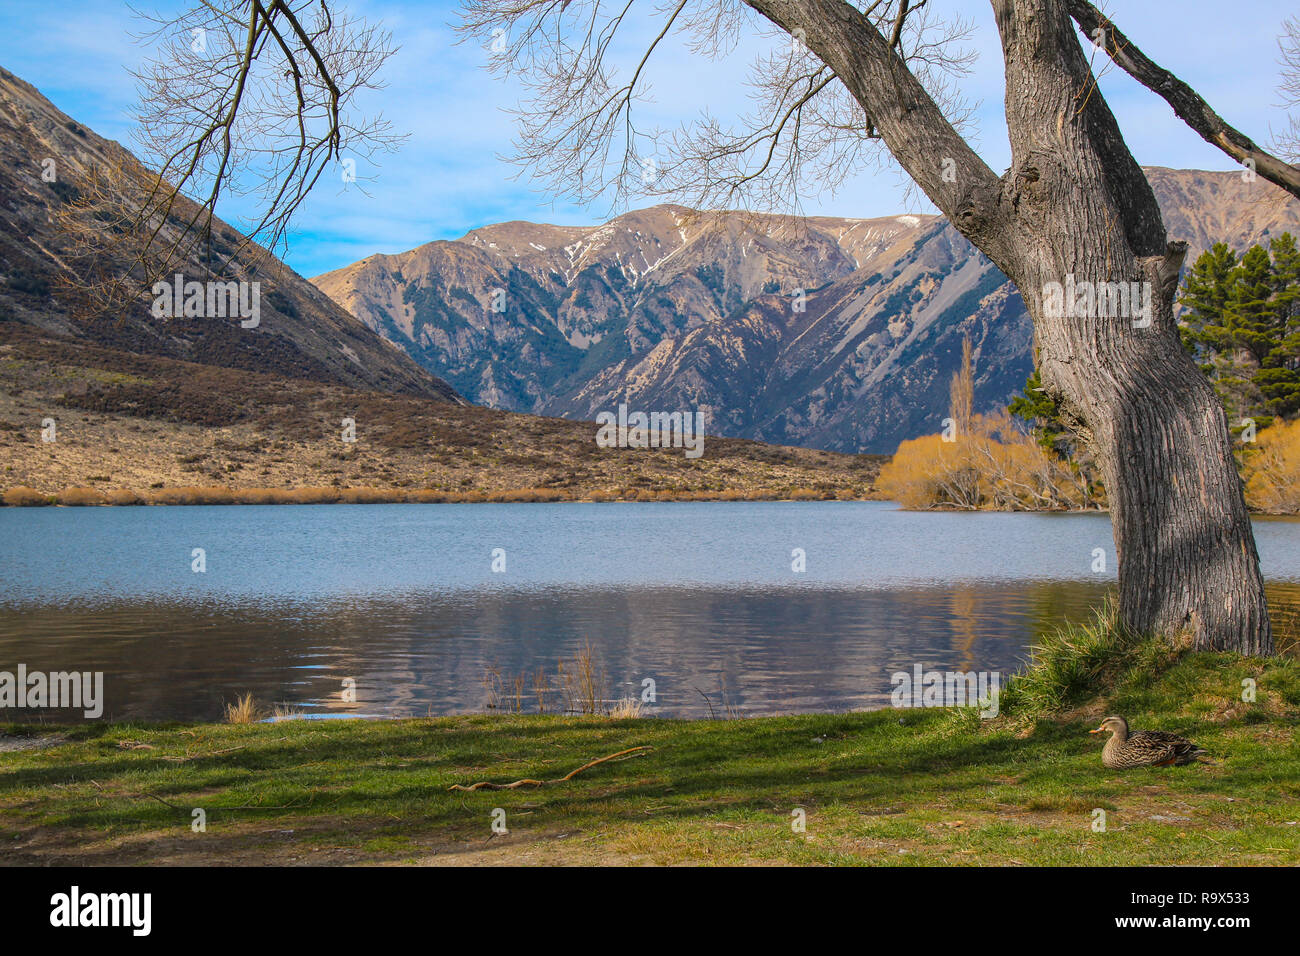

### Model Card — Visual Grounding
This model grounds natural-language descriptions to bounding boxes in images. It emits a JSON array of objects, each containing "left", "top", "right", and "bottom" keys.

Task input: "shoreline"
[
  {"left": 5, "top": 491, "right": 1292, "bottom": 515},
  {"left": 0, "top": 486, "right": 878, "bottom": 507}
]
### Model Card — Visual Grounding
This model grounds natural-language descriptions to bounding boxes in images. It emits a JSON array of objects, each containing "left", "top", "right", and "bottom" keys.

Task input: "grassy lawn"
[{"left": 2, "top": 639, "right": 1298, "bottom": 866}]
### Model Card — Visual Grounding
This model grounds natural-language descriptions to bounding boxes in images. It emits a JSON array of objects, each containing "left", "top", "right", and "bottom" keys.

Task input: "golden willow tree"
[{"left": 130, "top": 1, "right": 1300, "bottom": 655}]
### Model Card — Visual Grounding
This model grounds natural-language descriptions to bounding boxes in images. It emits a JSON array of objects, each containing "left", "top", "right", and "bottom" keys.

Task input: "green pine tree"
[
  {"left": 1179, "top": 242, "right": 1237, "bottom": 363},
  {"left": 1008, "top": 368, "right": 1068, "bottom": 456},
  {"left": 1257, "top": 234, "right": 1300, "bottom": 418},
  {"left": 1177, "top": 235, "right": 1300, "bottom": 430},
  {"left": 1012, "top": 234, "right": 1300, "bottom": 465}
]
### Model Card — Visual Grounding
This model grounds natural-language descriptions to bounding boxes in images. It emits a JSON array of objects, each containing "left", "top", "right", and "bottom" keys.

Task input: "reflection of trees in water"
[
  {"left": 949, "top": 588, "right": 979, "bottom": 672},
  {"left": 4, "top": 582, "right": 1295, "bottom": 721},
  {"left": 931, "top": 583, "right": 1106, "bottom": 675},
  {"left": 1266, "top": 584, "right": 1300, "bottom": 653},
  {"left": 0, "top": 602, "right": 346, "bottom": 722},
  {"left": 1025, "top": 583, "right": 1115, "bottom": 644}
]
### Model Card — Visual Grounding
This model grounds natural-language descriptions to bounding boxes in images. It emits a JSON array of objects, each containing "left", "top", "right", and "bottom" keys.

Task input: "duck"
[{"left": 1089, "top": 716, "right": 1209, "bottom": 769}]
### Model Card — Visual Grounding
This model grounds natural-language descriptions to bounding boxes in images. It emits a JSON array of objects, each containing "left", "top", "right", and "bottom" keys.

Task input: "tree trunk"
[
  {"left": 745, "top": 0, "right": 1274, "bottom": 653},
  {"left": 1028, "top": 246, "right": 1273, "bottom": 653},
  {"left": 991, "top": 0, "right": 1274, "bottom": 654}
]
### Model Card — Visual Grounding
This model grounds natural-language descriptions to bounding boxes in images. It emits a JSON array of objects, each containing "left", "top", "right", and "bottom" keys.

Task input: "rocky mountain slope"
[
  {"left": 0, "top": 65, "right": 459, "bottom": 401},
  {"left": 0, "top": 320, "right": 882, "bottom": 502},
  {"left": 316, "top": 169, "right": 1300, "bottom": 453}
]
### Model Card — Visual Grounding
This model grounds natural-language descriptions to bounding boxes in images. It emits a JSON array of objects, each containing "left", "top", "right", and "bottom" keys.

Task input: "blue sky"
[{"left": 0, "top": 1, "right": 1295, "bottom": 276}]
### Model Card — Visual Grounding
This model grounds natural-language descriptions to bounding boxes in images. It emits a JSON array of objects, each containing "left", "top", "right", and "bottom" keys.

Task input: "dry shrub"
[
  {"left": 292, "top": 487, "right": 342, "bottom": 504},
  {"left": 224, "top": 692, "right": 260, "bottom": 724},
  {"left": 1243, "top": 419, "right": 1300, "bottom": 513},
  {"left": 337, "top": 488, "right": 400, "bottom": 504},
  {"left": 227, "top": 487, "right": 340, "bottom": 505},
  {"left": 406, "top": 489, "right": 449, "bottom": 503},
  {"left": 558, "top": 641, "right": 606, "bottom": 715},
  {"left": 233, "top": 487, "right": 284, "bottom": 505},
  {"left": 105, "top": 488, "right": 144, "bottom": 505},
  {"left": 878, "top": 412, "right": 1101, "bottom": 511},
  {"left": 488, "top": 487, "right": 570, "bottom": 503},
  {"left": 147, "top": 486, "right": 236, "bottom": 505},
  {"left": 57, "top": 487, "right": 107, "bottom": 506},
  {"left": 787, "top": 487, "right": 826, "bottom": 501},
  {"left": 2, "top": 486, "right": 51, "bottom": 507},
  {"left": 608, "top": 696, "right": 645, "bottom": 718}
]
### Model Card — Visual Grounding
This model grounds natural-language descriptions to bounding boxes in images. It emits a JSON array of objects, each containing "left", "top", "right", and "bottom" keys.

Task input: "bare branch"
[
  {"left": 1068, "top": 0, "right": 1300, "bottom": 202},
  {"left": 73, "top": 0, "right": 402, "bottom": 313},
  {"left": 1276, "top": 16, "right": 1300, "bottom": 164},
  {"left": 458, "top": 0, "right": 980, "bottom": 233}
]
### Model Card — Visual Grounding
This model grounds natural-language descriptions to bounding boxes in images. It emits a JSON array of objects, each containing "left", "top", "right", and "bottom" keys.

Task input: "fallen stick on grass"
[
  {"left": 160, "top": 746, "right": 248, "bottom": 762},
  {"left": 448, "top": 746, "right": 654, "bottom": 792}
]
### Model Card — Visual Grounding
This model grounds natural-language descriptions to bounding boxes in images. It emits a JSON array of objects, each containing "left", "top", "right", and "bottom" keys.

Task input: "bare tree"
[
  {"left": 949, "top": 335, "right": 973, "bottom": 440},
  {"left": 66, "top": 0, "right": 399, "bottom": 316},
  {"left": 460, "top": 0, "right": 978, "bottom": 215},
  {"left": 450, "top": 0, "right": 1294, "bottom": 655},
  {"left": 132, "top": 0, "right": 1300, "bottom": 654},
  {"left": 1277, "top": 16, "right": 1300, "bottom": 164}
]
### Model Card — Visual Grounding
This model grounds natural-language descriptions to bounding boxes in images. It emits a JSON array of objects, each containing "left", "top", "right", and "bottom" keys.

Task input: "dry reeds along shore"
[{"left": 0, "top": 484, "right": 852, "bottom": 506}]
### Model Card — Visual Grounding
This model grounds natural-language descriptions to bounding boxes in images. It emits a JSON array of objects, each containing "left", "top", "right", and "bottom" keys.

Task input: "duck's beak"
[{"left": 1088, "top": 727, "right": 1103, "bottom": 734}]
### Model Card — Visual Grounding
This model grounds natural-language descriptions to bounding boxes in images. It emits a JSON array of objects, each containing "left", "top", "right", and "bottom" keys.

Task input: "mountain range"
[
  {"left": 1, "top": 64, "right": 880, "bottom": 503},
  {"left": 0, "top": 65, "right": 458, "bottom": 402},
  {"left": 3, "top": 59, "right": 1298, "bottom": 460},
  {"left": 315, "top": 171, "right": 1300, "bottom": 453}
]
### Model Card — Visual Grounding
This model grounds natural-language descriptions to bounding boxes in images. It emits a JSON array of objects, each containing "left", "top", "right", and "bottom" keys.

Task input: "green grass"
[{"left": 2, "top": 630, "right": 1298, "bottom": 866}]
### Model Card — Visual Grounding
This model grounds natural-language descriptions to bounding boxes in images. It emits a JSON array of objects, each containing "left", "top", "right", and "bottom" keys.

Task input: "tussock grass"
[
  {"left": 223, "top": 692, "right": 260, "bottom": 724},
  {"left": 992, "top": 602, "right": 1300, "bottom": 747},
  {"left": 148, "top": 486, "right": 239, "bottom": 506},
  {"left": 481, "top": 642, "right": 644, "bottom": 717},
  {"left": 998, "top": 601, "right": 1158, "bottom": 718},
  {"left": 608, "top": 697, "right": 645, "bottom": 719}
]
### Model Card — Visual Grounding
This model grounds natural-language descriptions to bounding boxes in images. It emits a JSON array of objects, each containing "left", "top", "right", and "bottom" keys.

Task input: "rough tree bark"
[{"left": 744, "top": 0, "right": 1273, "bottom": 653}]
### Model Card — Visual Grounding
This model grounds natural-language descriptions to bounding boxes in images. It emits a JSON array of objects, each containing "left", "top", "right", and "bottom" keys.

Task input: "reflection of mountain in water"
[
  {"left": 0, "top": 582, "right": 1272, "bottom": 721},
  {"left": 4, "top": 504, "right": 1299, "bottom": 720}
]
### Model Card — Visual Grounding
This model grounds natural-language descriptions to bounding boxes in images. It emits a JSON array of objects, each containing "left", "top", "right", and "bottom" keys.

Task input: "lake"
[{"left": 2, "top": 501, "right": 1298, "bottom": 721}]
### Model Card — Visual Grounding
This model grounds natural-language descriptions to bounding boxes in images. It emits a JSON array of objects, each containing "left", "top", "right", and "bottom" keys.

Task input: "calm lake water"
[{"left": 2, "top": 502, "right": 1299, "bottom": 721}]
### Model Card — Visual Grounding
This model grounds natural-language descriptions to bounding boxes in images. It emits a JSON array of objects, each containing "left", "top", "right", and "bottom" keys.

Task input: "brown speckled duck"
[{"left": 1089, "top": 716, "right": 1209, "bottom": 769}]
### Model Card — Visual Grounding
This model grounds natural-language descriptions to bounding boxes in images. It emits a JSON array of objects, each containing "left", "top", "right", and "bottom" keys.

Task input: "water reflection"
[
  {"left": 2, "top": 503, "right": 1298, "bottom": 721},
  {"left": 1, "top": 582, "right": 1296, "bottom": 721}
]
